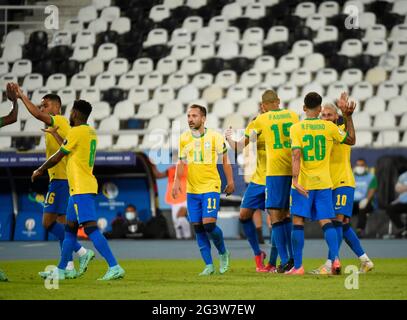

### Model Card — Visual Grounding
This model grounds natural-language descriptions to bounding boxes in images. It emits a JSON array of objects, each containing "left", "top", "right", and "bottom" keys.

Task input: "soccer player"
[
  {"left": 225, "top": 102, "right": 273, "bottom": 272},
  {"left": 252, "top": 90, "right": 300, "bottom": 273},
  {"left": 288, "top": 92, "right": 356, "bottom": 275},
  {"left": 172, "top": 105, "right": 234, "bottom": 276},
  {"left": 13, "top": 84, "right": 93, "bottom": 276},
  {"left": 32, "top": 100, "right": 125, "bottom": 280},
  {"left": 310, "top": 101, "right": 373, "bottom": 274},
  {"left": 0, "top": 82, "right": 19, "bottom": 282}
]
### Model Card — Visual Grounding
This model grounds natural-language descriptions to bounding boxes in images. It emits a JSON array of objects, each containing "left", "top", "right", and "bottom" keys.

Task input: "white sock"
[
  {"left": 66, "top": 261, "right": 75, "bottom": 271},
  {"left": 325, "top": 259, "right": 332, "bottom": 268},
  {"left": 359, "top": 253, "right": 369, "bottom": 262},
  {"left": 76, "top": 247, "right": 87, "bottom": 257}
]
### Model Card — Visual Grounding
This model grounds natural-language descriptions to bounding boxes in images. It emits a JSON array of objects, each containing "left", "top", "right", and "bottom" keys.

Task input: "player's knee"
[
  {"left": 84, "top": 225, "right": 98, "bottom": 236},
  {"left": 332, "top": 220, "right": 343, "bottom": 228},
  {"left": 42, "top": 215, "right": 57, "bottom": 230},
  {"left": 65, "top": 222, "right": 78, "bottom": 235},
  {"left": 239, "top": 210, "right": 253, "bottom": 221},
  {"left": 193, "top": 223, "right": 205, "bottom": 234},
  {"left": 203, "top": 222, "right": 216, "bottom": 233}
]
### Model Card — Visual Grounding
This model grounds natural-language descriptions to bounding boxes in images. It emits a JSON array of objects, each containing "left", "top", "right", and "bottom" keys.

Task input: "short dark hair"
[
  {"left": 356, "top": 158, "right": 367, "bottom": 164},
  {"left": 189, "top": 104, "right": 207, "bottom": 117},
  {"left": 42, "top": 94, "right": 61, "bottom": 106},
  {"left": 72, "top": 99, "right": 92, "bottom": 119},
  {"left": 304, "top": 92, "right": 322, "bottom": 109},
  {"left": 125, "top": 204, "right": 137, "bottom": 211}
]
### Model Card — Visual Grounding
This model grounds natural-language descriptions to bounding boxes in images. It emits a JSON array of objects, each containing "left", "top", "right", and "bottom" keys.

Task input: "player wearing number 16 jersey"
[
  {"left": 32, "top": 100, "right": 124, "bottom": 281},
  {"left": 252, "top": 90, "right": 299, "bottom": 273}
]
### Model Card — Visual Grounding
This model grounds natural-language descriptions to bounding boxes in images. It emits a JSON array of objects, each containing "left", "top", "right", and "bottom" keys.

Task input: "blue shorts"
[
  {"left": 333, "top": 186, "right": 355, "bottom": 217},
  {"left": 43, "top": 179, "right": 69, "bottom": 215},
  {"left": 67, "top": 194, "right": 97, "bottom": 225},
  {"left": 187, "top": 192, "right": 220, "bottom": 223},
  {"left": 241, "top": 182, "right": 266, "bottom": 210},
  {"left": 290, "top": 188, "right": 335, "bottom": 221},
  {"left": 265, "top": 176, "right": 292, "bottom": 209}
]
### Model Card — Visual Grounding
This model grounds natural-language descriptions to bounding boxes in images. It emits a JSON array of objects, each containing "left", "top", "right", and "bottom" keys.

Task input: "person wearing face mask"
[
  {"left": 353, "top": 158, "right": 378, "bottom": 237},
  {"left": 104, "top": 205, "right": 145, "bottom": 239},
  {"left": 385, "top": 170, "right": 407, "bottom": 239}
]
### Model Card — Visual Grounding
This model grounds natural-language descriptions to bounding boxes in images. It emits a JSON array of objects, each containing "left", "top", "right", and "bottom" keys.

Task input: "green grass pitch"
[{"left": 1, "top": 258, "right": 406, "bottom": 300}]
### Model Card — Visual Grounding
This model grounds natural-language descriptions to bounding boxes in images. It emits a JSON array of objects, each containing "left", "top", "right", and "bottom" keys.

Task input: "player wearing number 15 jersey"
[
  {"left": 252, "top": 90, "right": 299, "bottom": 273},
  {"left": 32, "top": 100, "right": 124, "bottom": 281},
  {"left": 288, "top": 92, "right": 356, "bottom": 275}
]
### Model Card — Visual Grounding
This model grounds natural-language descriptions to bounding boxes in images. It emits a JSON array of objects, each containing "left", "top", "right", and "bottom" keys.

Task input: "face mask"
[
  {"left": 354, "top": 166, "right": 366, "bottom": 175},
  {"left": 125, "top": 211, "right": 136, "bottom": 221}
]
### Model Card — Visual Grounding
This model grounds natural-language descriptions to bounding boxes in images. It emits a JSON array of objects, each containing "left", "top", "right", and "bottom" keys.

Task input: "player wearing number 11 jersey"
[
  {"left": 252, "top": 90, "right": 299, "bottom": 273},
  {"left": 32, "top": 100, "right": 124, "bottom": 281}
]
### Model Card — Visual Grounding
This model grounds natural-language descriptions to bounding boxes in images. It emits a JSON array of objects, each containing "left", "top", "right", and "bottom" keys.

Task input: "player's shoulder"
[
  {"left": 53, "top": 114, "right": 69, "bottom": 125},
  {"left": 207, "top": 128, "right": 223, "bottom": 139}
]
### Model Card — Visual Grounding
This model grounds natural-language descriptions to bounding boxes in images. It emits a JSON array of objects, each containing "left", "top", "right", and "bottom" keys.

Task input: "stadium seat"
[
  {"left": 301, "top": 82, "right": 325, "bottom": 97},
  {"left": 253, "top": 55, "right": 276, "bottom": 74},
  {"left": 96, "top": 135, "right": 113, "bottom": 150},
  {"left": 351, "top": 81, "right": 373, "bottom": 102},
  {"left": 107, "top": 58, "right": 129, "bottom": 76},
  {"left": 240, "top": 70, "right": 261, "bottom": 88},
  {"left": 314, "top": 26, "right": 339, "bottom": 43},
  {"left": 177, "top": 84, "right": 200, "bottom": 103},
  {"left": 365, "top": 40, "right": 388, "bottom": 57},
  {"left": 95, "top": 72, "right": 116, "bottom": 91},
  {"left": 363, "top": 24, "right": 386, "bottom": 43},
  {"left": 96, "top": 43, "right": 118, "bottom": 62},
  {"left": 142, "top": 71, "right": 164, "bottom": 90},
  {"left": 170, "top": 44, "right": 192, "bottom": 61},
  {"left": 352, "top": 112, "right": 371, "bottom": 130},
  {"left": 294, "top": 2, "right": 317, "bottom": 18},
  {"left": 31, "top": 88, "right": 51, "bottom": 105},
  {"left": 390, "top": 40, "right": 407, "bottom": 56},
  {"left": 222, "top": 113, "right": 245, "bottom": 130},
  {"left": 186, "top": 0, "right": 207, "bottom": 9},
  {"left": 277, "top": 84, "right": 298, "bottom": 104},
  {"left": 170, "top": 28, "right": 192, "bottom": 46},
  {"left": 128, "top": 86, "right": 149, "bottom": 105},
  {"left": 365, "top": 67, "right": 387, "bottom": 86},
  {"left": 113, "top": 100, "right": 135, "bottom": 120},
  {"left": 315, "top": 68, "right": 339, "bottom": 86},
  {"left": 117, "top": 72, "right": 139, "bottom": 90},
  {"left": 167, "top": 72, "right": 189, "bottom": 89},
  {"left": 50, "top": 31, "right": 72, "bottom": 47},
  {"left": 132, "top": 58, "right": 154, "bottom": 76},
  {"left": 57, "top": 87, "right": 76, "bottom": 106},
  {"left": 288, "top": 97, "right": 304, "bottom": 115},
  {"left": 226, "top": 84, "right": 249, "bottom": 103},
  {"left": 339, "top": 39, "right": 363, "bottom": 57},
  {"left": 265, "top": 69, "right": 287, "bottom": 88},
  {"left": 182, "top": 16, "right": 204, "bottom": 33},
  {"left": 291, "top": 40, "right": 314, "bottom": 58},
  {"left": 100, "top": 6, "right": 120, "bottom": 22},
  {"left": 388, "top": 97, "right": 407, "bottom": 116},
  {"left": 341, "top": 68, "right": 363, "bottom": 86},
  {"left": 134, "top": 100, "right": 159, "bottom": 119},
  {"left": 373, "top": 111, "right": 396, "bottom": 129},
  {"left": 91, "top": 101, "right": 111, "bottom": 121},
  {"left": 144, "top": 29, "right": 169, "bottom": 48},
  {"left": 221, "top": 3, "right": 243, "bottom": 20},
  {"left": 2, "top": 30, "right": 25, "bottom": 47},
  {"left": 193, "top": 43, "right": 216, "bottom": 60},
  {"left": 218, "top": 27, "right": 241, "bottom": 44},
  {"left": 205, "top": 114, "right": 220, "bottom": 129},
  {"left": 74, "top": 31, "right": 96, "bottom": 47},
  {"left": 156, "top": 57, "right": 177, "bottom": 76},
  {"left": 377, "top": 81, "right": 400, "bottom": 100},
  {"left": 192, "top": 73, "right": 214, "bottom": 89},
  {"left": 290, "top": 69, "right": 312, "bottom": 87},
  {"left": 162, "top": 100, "right": 184, "bottom": 119},
  {"left": 140, "top": 132, "right": 168, "bottom": 149},
  {"left": 245, "top": 3, "right": 266, "bottom": 19},
  {"left": 180, "top": 57, "right": 202, "bottom": 76},
  {"left": 11, "top": 59, "right": 32, "bottom": 78},
  {"left": 71, "top": 45, "right": 94, "bottom": 62},
  {"left": 150, "top": 5, "right": 171, "bottom": 23},
  {"left": 93, "top": 0, "right": 111, "bottom": 10},
  {"left": 237, "top": 98, "right": 259, "bottom": 117},
  {"left": 251, "top": 84, "right": 269, "bottom": 101},
  {"left": 217, "top": 42, "right": 239, "bottom": 60},
  {"left": 77, "top": 5, "right": 97, "bottom": 22},
  {"left": 1, "top": 45, "right": 22, "bottom": 63},
  {"left": 390, "top": 67, "right": 407, "bottom": 85},
  {"left": 303, "top": 53, "right": 325, "bottom": 72},
  {"left": 202, "top": 58, "right": 225, "bottom": 75},
  {"left": 212, "top": 98, "right": 234, "bottom": 118},
  {"left": 87, "top": 18, "right": 108, "bottom": 34},
  {"left": 111, "top": 17, "right": 131, "bottom": 35},
  {"left": 202, "top": 85, "right": 223, "bottom": 103},
  {"left": 326, "top": 81, "right": 349, "bottom": 100},
  {"left": 22, "top": 73, "right": 43, "bottom": 92},
  {"left": 358, "top": 12, "right": 377, "bottom": 30},
  {"left": 392, "top": 0, "right": 407, "bottom": 15},
  {"left": 363, "top": 97, "right": 386, "bottom": 116},
  {"left": 278, "top": 54, "right": 300, "bottom": 73},
  {"left": 153, "top": 85, "right": 176, "bottom": 104},
  {"left": 389, "top": 24, "right": 407, "bottom": 42},
  {"left": 378, "top": 52, "right": 400, "bottom": 71},
  {"left": 24, "top": 117, "right": 44, "bottom": 132},
  {"left": 241, "top": 43, "right": 263, "bottom": 59},
  {"left": 355, "top": 131, "right": 373, "bottom": 147},
  {"left": 306, "top": 14, "right": 327, "bottom": 31},
  {"left": 0, "top": 60, "right": 8, "bottom": 76},
  {"left": 374, "top": 131, "right": 400, "bottom": 147},
  {"left": 208, "top": 16, "right": 229, "bottom": 33},
  {"left": 215, "top": 70, "right": 237, "bottom": 89},
  {"left": 64, "top": 19, "right": 83, "bottom": 34},
  {"left": 318, "top": 1, "right": 340, "bottom": 17},
  {"left": 45, "top": 73, "right": 67, "bottom": 91},
  {"left": 82, "top": 58, "right": 103, "bottom": 77},
  {"left": 193, "top": 27, "right": 216, "bottom": 46},
  {"left": 264, "top": 26, "right": 289, "bottom": 45},
  {"left": 79, "top": 87, "right": 101, "bottom": 103}
]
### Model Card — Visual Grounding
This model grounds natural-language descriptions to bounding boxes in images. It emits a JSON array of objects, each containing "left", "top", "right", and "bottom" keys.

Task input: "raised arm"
[
  {"left": 0, "top": 83, "right": 19, "bottom": 127},
  {"left": 337, "top": 92, "right": 356, "bottom": 146},
  {"left": 222, "top": 152, "right": 235, "bottom": 196},
  {"left": 14, "top": 83, "right": 52, "bottom": 126},
  {"left": 225, "top": 127, "right": 250, "bottom": 152}
]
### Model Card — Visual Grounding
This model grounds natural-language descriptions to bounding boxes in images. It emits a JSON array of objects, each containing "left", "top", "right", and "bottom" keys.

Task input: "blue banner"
[{"left": 0, "top": 152, "right": 136, "bottom": 167}]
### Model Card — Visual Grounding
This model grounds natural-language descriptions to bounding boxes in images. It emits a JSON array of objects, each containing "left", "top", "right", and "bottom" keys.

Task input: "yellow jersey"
[
  {"left": 253, "top": 109, "right": 299, "bottom": 176},
  {"left": 60, "top": 124, "right": 98, "bottom": 195},
  {"left": 330, "top": 124, "right": 355, "bottom": 189},
  {"left": 290, "top": 118, "right": 348, "bottom": 190},
  {"left": 46, "top": 115, "right": 70, "bottom": 181},
  {"left": 244, "top": 118, "right": 266, "bottom": 185},
  {"left": 179, "top": 128, "right": 227, "bottom": 194}
]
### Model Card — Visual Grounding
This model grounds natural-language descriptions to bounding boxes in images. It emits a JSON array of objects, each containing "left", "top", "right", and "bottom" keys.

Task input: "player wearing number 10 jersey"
[
  {"left": 252, "top": 90, "right": 299, "bottom": 272},
  {"left": 32, "top": 100, "right": 124, "bottom": 281}
]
